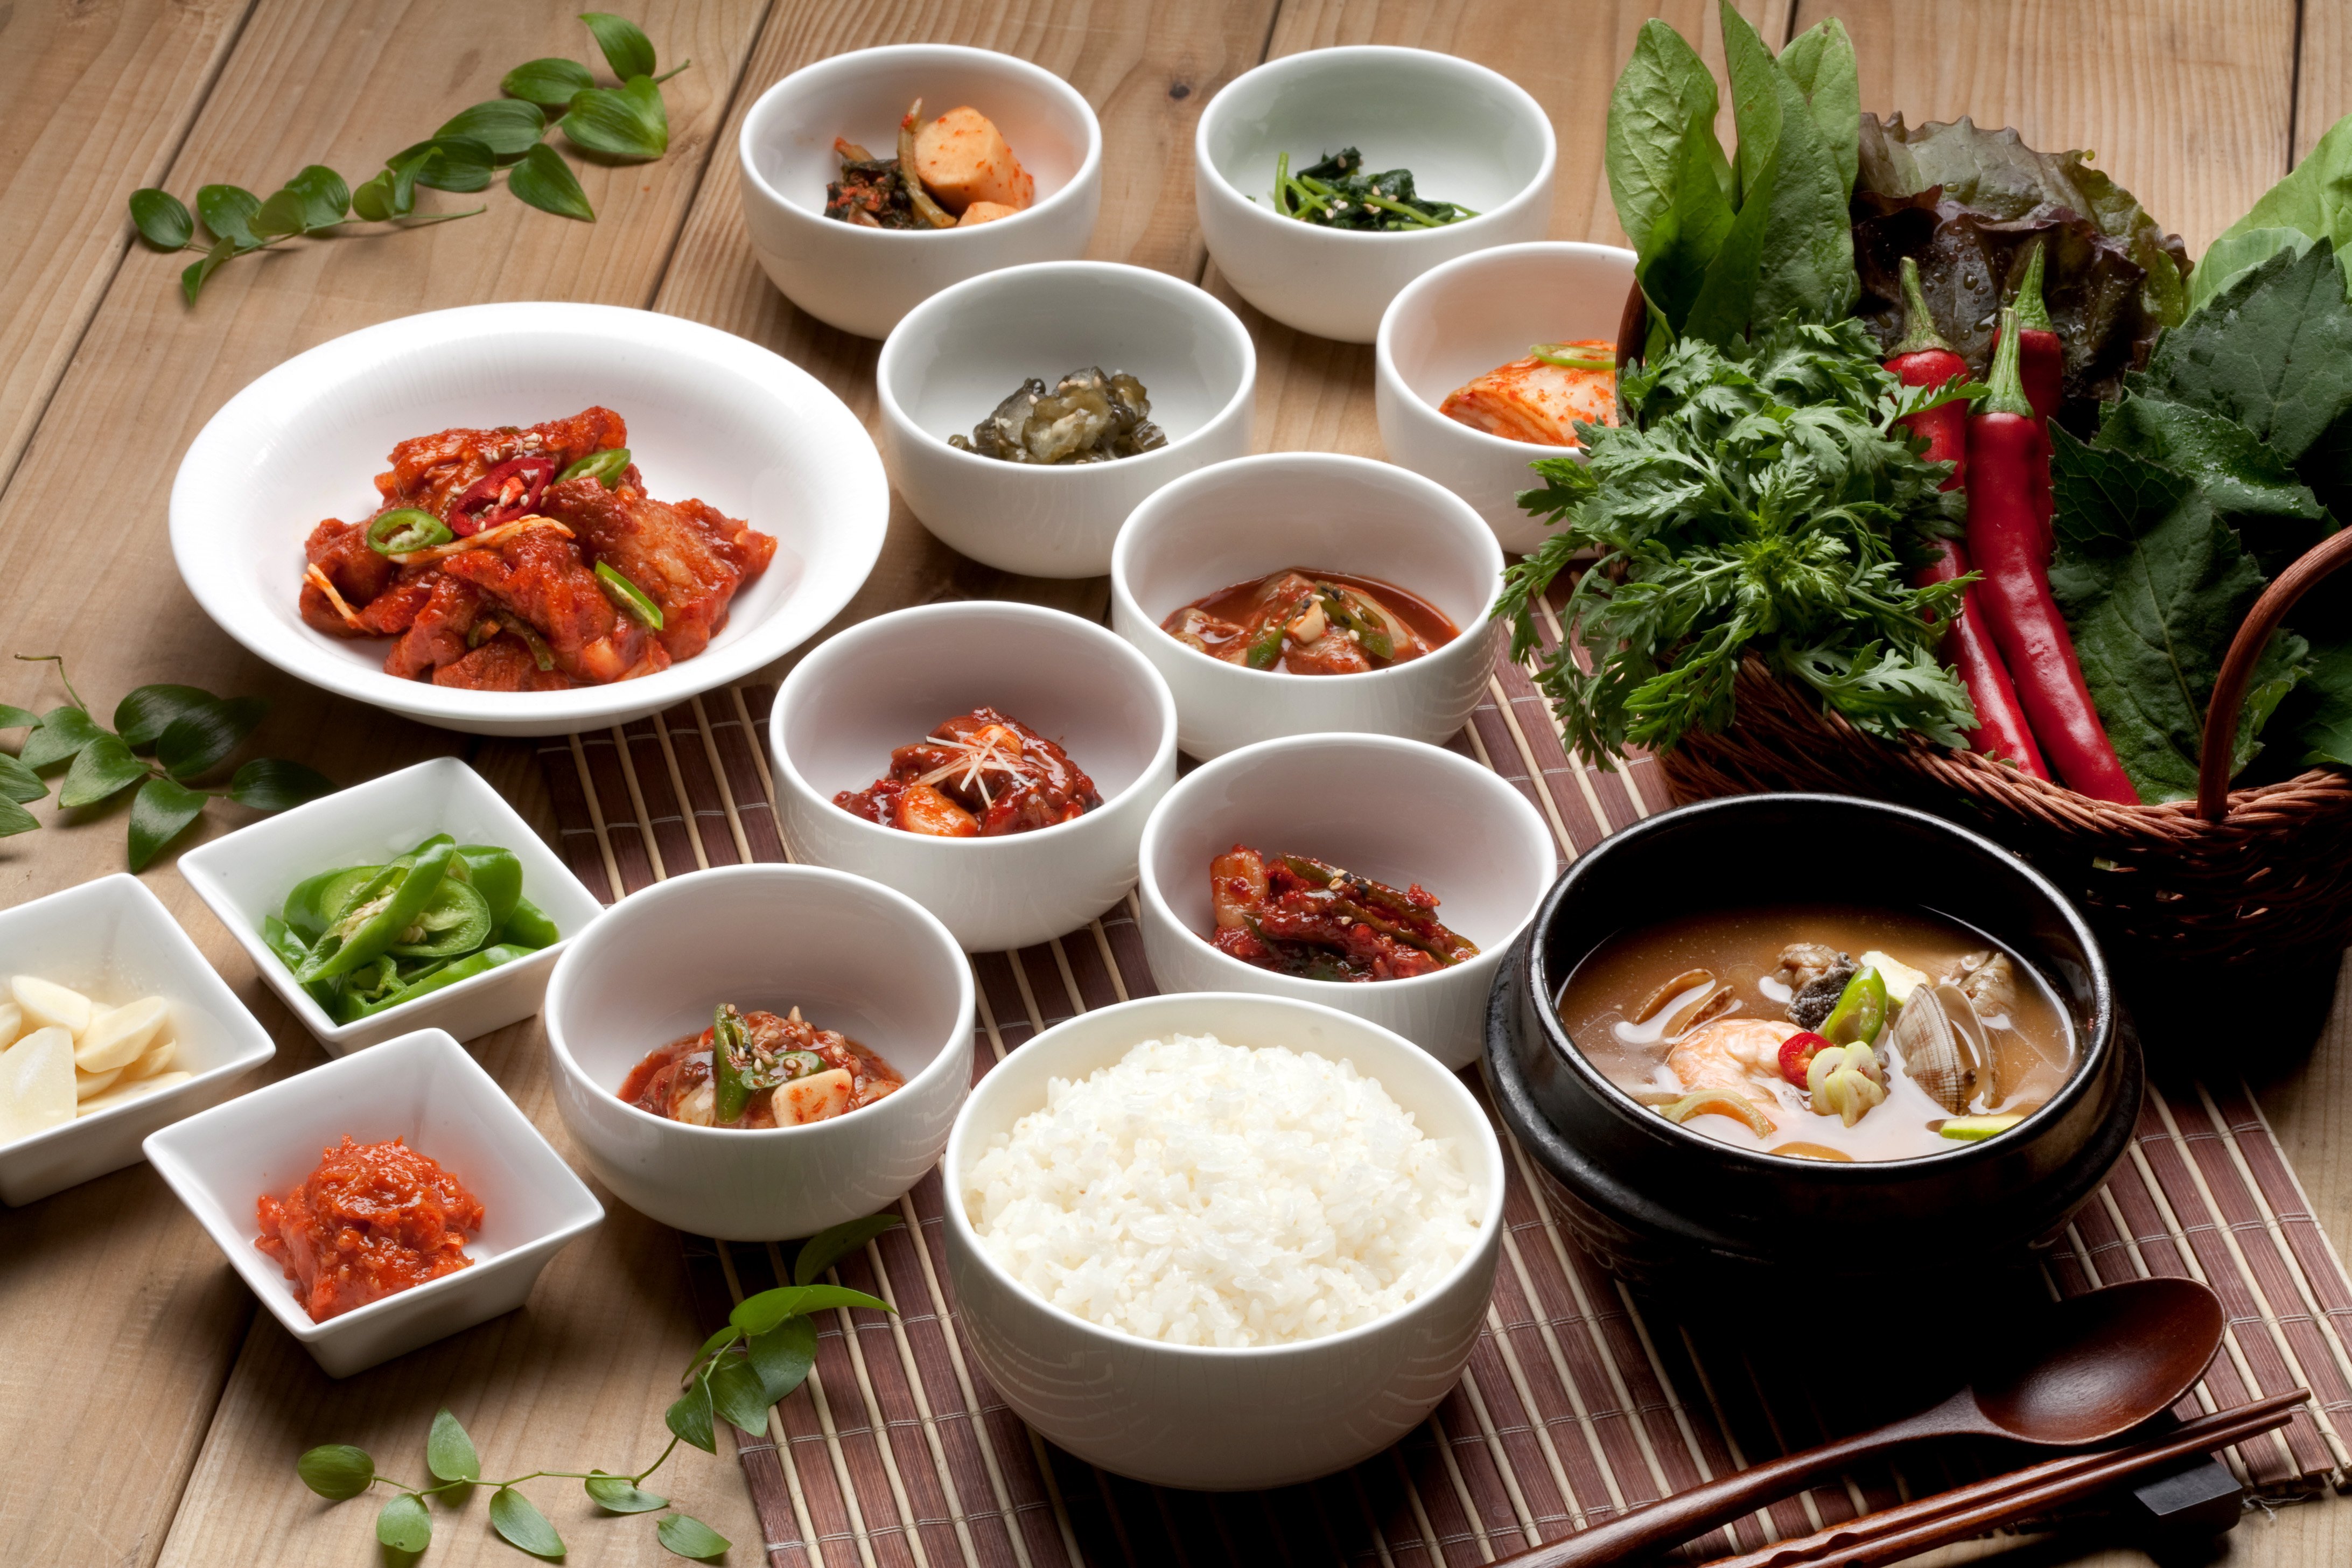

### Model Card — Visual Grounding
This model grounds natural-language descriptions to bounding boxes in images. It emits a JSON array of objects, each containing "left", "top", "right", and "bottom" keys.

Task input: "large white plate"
[{"left": 171, "top": 303, "right": 888, "bottom": 737}]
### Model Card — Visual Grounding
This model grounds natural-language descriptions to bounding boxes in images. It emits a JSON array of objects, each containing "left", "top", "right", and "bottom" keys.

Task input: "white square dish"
[
  {"left": 0, "top": 874, "right": 275, "bottom": 1206},
  {"left": 177, "top": 756, "right": 605, "bottom": 1053},
  {"left": 143, "top": 1027, "right": 603, "bottom": 1378}
]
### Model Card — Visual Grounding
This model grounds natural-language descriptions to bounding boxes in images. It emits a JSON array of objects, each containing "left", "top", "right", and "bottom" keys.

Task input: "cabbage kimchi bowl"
[{"left": 170, "top": 303, "right": 890, "bottom": 738}]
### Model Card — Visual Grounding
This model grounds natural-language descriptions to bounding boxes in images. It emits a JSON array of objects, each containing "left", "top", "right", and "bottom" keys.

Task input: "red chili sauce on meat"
[
  {"left": 620, "top": 1006, "right": 904, "bottom": 1129},
  {"left": 1161, "top": 569, "right": 1458, "bottom": 675},
  {"left": 834, "top": 707, "right": 1100, "bottom": 838},
  {"left": 254, "top": 1137, "right": 483, "bottom": 1323}
]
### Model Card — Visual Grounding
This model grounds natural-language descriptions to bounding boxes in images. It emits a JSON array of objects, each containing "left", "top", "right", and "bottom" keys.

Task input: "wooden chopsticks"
[{"left": 1699, "top": 1390, "right": 2309, "bottom": 1568}]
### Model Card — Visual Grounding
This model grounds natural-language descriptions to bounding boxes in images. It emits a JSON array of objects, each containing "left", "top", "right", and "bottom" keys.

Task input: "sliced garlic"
[
  {"left": 125, "top": 1033, "right": 179, "bottom": 1081},
  {"left": 0, "top": 1027, "right": 77, "bottom": 1144},
  {"left": 11, "top": 976, "right": 92, "bottom": 1039},
  {"left": 75, "top": 1065, "right": 125, "bottom": 1101},
  {"left": 78, "top": 1070, "right": 191, "bottom": 1117},
  {"left": 0, "top": 1000, "right": 20, "bottom": 1047},
  {"left": 75, "top": 996, "right": 169, "bottom": 1073}
]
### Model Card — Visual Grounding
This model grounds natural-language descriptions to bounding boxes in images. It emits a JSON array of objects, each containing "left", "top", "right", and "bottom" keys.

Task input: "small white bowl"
[
  {"left": 1109, "top": 452, "right": 1504, "bottom": 759},
  {"left": 171, "top": 302, "right": 889, "bottom": 738},
  {"left": 1377, "top": 242, "right": 1636, "bottom": 552},
  {"left": 0, "top": 876, "right": 274, "bottom": 1206},
  {"left": 178, "top": 757, "right": 605, "bottom": 1055},
  {"left": 543, "top": 864, "right": 974, "bottom": 1241},
  {"left": 876, "top": 261, "right": 1255, "bottom": 577},
  {"left": 943, "top": 990, "right": 1505, "bottom": 1489},
  {"left": 1195, "top": 47, "right": 1556, "bottom": 343},
  {"left": 770, "top": 602, "right": 1179, "bottom": 950},
  {"left": 143, "top": 1027, "right": 604, "bottom": 1378},
  {"left": 1137, "top": 734, "right": 1553, "bottom": 1067},
  {"left": 738, "top": 44, "right": 1103, "bottom": 339}
]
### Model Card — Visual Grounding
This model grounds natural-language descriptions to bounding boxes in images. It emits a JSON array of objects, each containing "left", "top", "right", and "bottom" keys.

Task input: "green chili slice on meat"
[
  {"left": 297, "top": 841, "right": 456, "bottom": 984},
  {"left": 593, "top": 562, "right": 664, "bottom": 632},
  {"left": 557, "top": 447, "right": 631, "bottom": 488},
  {"left": 366, "top": 508, "right": 455, "bottom": 555}
]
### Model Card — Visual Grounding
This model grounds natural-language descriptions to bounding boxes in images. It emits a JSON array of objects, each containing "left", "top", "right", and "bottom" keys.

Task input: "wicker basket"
[{"left": 1656, "top": 530, "right": 2352, "bottom": 971}]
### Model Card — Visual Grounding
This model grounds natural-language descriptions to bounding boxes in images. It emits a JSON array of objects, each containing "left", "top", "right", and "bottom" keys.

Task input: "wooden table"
[{"left": 1, "top": 3, "right": 2347, "bottom": 1564}]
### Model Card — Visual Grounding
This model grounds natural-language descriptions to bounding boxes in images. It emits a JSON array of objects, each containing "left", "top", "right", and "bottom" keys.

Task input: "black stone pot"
[{"left": 1485, "top": 793, "right": 2144, "bottom": 1292}]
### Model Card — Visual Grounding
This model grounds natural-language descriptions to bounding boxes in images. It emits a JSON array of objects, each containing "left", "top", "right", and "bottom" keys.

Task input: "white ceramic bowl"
[
  {"left": 543, "top": 864, "right": 974, "bottom": 1241},
  {"left": 1109, "top": 453, "right": 1504, "bottom": 759},
  {"left": 770, "top": 602, "right": 1179, "bottom": 950},
  {"left": 144, "top": 1027, "right": 603, "bottom": 1377},
  {"left": 1195, "top": 47, "right": 1556, "bottom": 343},
  {"left": 171, "top": 302, "right": 889, "bottom": 737},
  {"left": 876, "top": 261, "right": 1255, "bottom": 577},
  {"left": 738, "top": 44, "right": 1103, "bottom": 340},
  {"left": 1377, "top": 242, "right": 1637, "bottom": 553},
  {"left": 1137, "top": 734, "right": 1553, "bottom": 1067},
  {"left": 178, "top": 757, "right": 605, "bottom": 1055},
  {"left": 943, "top": 990, "right": 1505, "bottom": 1489},
  {"left": 0, "top": 876, "right": 274, "bottom": 1206}
]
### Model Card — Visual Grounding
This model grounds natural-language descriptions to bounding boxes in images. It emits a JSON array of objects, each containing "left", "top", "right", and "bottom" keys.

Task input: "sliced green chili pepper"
[
  {"left": 712, "top": 1003, "right": 754, "bottom": 1124},
  {"left": 451, "top": 846, "right": 523, "bottom": 930},
  {"left": 262, "top": 914, "right": 344, "bottom": 1010},
  {"left": 332, "top": 944, "right": 534, "bottom": 1022},
  {"left": 1243, "top": 615, "right": 1287, "bottom": 670},
  {"left": 282, "top": 864, "right": 383, "bottom": 944},
  {"left": 496, "top": 895, "right": 561, "bottom": 950},
  {"left": 557, "top": 446, "right": 631, "bottom": 487},
  {"left": 366, "top": 508, "right": 455, "bottom": 555},
  {"left": 1529, "top": 342, "right": 1615, "bottom": 371},
  {"left": 395, "top": 833, "right": 458, "bottom": 864},
  {"left": 387, "top": 876, "right": 492, "bottom": 958},
  {"left": 778, "top": 1049, "right": 824, "bottom": 1081},
  {"left": 594, "top": 562, "right": 665, "bottom": 631},
  {"left": 298, "top": 842, "right": 456, "bottom": 984},
  {"left": 1322, "top": 585, "right": 1396, "bottom": 660},
  {"left": 1821, "top": 966, "right": 1888, "bottom": 1046}
]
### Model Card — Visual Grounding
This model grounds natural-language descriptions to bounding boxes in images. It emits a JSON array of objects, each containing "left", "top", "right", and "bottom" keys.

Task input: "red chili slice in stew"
[
  {"left": 447, "top": 454, "right": 555, "bottom": 536},
  {"left": 1777, "top": 1031, "right": 1835, "bottom": 1088}
]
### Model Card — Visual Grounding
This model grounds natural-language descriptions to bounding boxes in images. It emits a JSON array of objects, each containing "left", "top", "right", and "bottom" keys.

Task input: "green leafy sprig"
[
  {"left": 296, "top": 1214, "right": 904, "bottom": 1560},
  {"left": 1, "top": 656, "right": 332, "bottom": 869},
  {"left": 129, "top": 14, "right": 689, "bottom": 303}
]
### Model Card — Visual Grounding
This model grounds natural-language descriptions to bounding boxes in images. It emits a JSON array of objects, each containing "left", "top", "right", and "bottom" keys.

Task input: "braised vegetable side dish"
[
  {"left": 255, "top": 1136, "right": 484, "bottom": 1322},
  {"left": 949, "top": 367, "right": 1167, "bottom": 465},
  {"left": 1440, "top": 340, "right": 1619, "bottom": 447},
  {"left": 261, "top": 837, "right": 561, "bottom": 1023},
  {"left": 1265, "top": 148, "right": 1475, "bottom": 230},
  {"left": 1558, "top": 905, "right": 2074, "bottom": 1161},
  {"left": 0, "top": 976, "right": 188, "bottom": 1145},
  {"left": 835, "top": 708, "right": 1101, "bottom": 838},
  {"left": 1161, "top": 569, "right": 1458, "bottom": 675},
  {"left": 299, "top": 407, "right": 775, "bottom": 691},
  {"left": 1209, "top": 846, "right": 1479, "bottom": 982},
  {"left": 621, "top": 1004, "right": 902, "bottom": 1128},
  {"left": 826, "top": 98, "right": 1033, "bottom": 229}
]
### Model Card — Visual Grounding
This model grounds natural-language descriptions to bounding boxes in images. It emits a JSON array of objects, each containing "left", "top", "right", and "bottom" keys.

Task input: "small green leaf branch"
[
  {"left": 128, "top": 15, "right": 690, "bottom": 303},
  {"left": 295, "top": 1214, "right": 904, "bottom": 1560},
  {"left": 1, "top": 656, "right": 333, "bottom": 870}
]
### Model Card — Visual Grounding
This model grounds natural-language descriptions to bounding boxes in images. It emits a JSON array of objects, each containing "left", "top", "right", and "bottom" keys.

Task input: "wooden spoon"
[{"left": 1495, "top": 1276, "right": 2225, "bottom": 1567}]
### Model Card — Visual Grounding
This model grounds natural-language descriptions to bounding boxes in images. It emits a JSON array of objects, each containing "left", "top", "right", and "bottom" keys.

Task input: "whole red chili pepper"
[
  {"left": 447, "top": 454, "right": 556, "bottom": 537},
  {"left": 1886, "top": 256, "right": 1969, "bottom": 491},
  {"left": 1990, "top": 240, "right": 2062, "bottom": 559},
  {"left": 1966, "top": 310, "right": 2138, "bottom": 803}
]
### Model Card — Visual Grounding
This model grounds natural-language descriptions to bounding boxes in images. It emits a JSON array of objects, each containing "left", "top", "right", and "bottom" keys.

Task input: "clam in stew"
[{"left": 1556, "top": 906, "right": 2073, "bottom": 1161}]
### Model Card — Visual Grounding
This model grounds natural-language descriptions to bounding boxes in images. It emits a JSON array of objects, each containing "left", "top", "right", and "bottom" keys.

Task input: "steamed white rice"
[{"left": 962, "top": 1033, "right": 1482, "bottom": 1347}]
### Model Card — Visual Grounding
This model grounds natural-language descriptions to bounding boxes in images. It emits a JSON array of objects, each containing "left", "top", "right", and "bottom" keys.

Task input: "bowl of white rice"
[{"left": 943, "top": 991, "right": 1504, "bottom": 1490}]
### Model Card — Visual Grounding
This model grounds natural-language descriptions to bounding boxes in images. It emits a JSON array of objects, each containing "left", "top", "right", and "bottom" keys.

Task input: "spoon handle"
[{"left": 1492, "top": 1412, "right": 1948, "bottom": 1568}]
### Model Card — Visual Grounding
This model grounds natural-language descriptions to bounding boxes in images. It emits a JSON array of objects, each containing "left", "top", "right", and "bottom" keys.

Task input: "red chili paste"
[{"left": 254, "top": 1136, "right": 484, "bottom": 1322}]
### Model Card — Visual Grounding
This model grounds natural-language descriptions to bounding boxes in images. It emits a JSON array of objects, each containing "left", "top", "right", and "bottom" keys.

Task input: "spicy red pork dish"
[
  {"left": 621, "top": 1004, "right": 903, "bottom": 1129},
  {"left": 298, "top": 407, "right": 776, "bottom": 691},
  {"left": 1162, "top": 569, "right": 1458, "bottom": 675},
  {"left": 835, "top": 707, "right": 1101, "bottom": 838},
  {"left": 1209, "top": 845, "right": 1479, "bottom": 982}
]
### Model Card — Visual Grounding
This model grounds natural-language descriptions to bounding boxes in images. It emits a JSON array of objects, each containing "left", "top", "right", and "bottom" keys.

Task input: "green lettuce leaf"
[
  {"left": 2193, "top": 110, "right": 2352, "bottom": 311},
  {"left": 1776, "top": 16, "right": 1859, "bottom": 200}
]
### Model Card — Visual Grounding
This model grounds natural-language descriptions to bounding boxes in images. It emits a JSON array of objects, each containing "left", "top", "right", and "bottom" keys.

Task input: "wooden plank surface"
[{"left": 0, "top": 0, "right": 2346, "bottom": 1564}]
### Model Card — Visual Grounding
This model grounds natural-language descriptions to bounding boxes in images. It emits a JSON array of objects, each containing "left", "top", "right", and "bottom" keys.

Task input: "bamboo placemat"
[{"left": 536, "top": 631, "right": 2352, "bottom": 1568}]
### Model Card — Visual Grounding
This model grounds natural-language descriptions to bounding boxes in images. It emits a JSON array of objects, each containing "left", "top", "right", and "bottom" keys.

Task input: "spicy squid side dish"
[
  {"left": 835, "top": 708, "right": 1101, "bottom": 838},
  {"left": 298, "top": 407, "right": 775, "bottom": 691},
  {"left": 621, "top": 1004, "right": 903, "bottom": 1129},
  {"left": 1557, "top": 906, "right": 2075, "bottom": 1161},
  {"left": 1208, "top": 845, "right": 1479, "bottom": 982}
]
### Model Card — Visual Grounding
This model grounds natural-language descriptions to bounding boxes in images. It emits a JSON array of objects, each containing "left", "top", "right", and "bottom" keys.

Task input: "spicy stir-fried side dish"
[
  {"left": 255, "top": 1136, "right": 483, "bottom": 1322},
  {"left": 1441, "top": 340, "right": 1620, "bottom": 447},
  {"left": 1558, "top": 905, "right": 2074, "bottom": 1161},
  {"left": 299, "top": 407, "right": 775, "bottom": 691},
  {"left": 835, "top": 708, "right": 1101, "bottom": 838},
  {"left": 621, "top": 1004, "right": 902, "bottom": 1129},
  {"left": 949, "top": 367, "right": 1167, "bottom": 465},
  {"left": 827, "top": 98, "right": 1034, "bottom": 230},
  {"left": 1209, "top": 846, "right": 1479, "bottom": 982},
  {"left": 1265, "top": 147, "right": 1475, "bottom": 230},
  {"left": 1162, "top": 569, "right": 1458, "bottom": 675}
]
